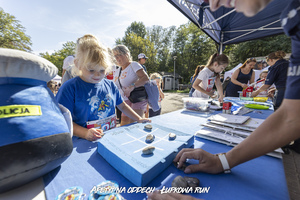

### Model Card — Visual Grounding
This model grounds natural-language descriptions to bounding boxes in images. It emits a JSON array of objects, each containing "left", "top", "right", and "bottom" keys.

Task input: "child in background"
[
  {"left": 189, "top": 65, "right": 205, "bottom": 97},
  {"left": 148, "top": 73, "right": 164, "bottom": 117},
  {"left": 56, "top": 34, "right": 150, "bottom": 141},
  {"left": 192, "top": 53, "right": 229, "bottom": 102},
  {"left": 255, "top": 70, "right": 275, "bottom": 97}
]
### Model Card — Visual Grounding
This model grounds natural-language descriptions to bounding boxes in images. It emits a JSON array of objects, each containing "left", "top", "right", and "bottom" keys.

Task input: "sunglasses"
[{"left": 247, "top": 57, "right": 256, "bottom": 62}]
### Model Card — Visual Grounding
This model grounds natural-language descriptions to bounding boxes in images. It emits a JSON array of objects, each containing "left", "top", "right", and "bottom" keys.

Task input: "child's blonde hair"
[
  {"left": 150, "top": 72, "right": 162, "bottom": 85},
  {"left": 72, "top": 34, "right": 113, "bottom": 77},
  {"left": 259, "top": 70, "right": 268, "bottom": 78}
]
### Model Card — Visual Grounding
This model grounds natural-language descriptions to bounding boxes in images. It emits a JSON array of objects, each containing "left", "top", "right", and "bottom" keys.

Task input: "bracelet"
[{"left": 216, "top": 153, "right": 231, "bottom": 173}]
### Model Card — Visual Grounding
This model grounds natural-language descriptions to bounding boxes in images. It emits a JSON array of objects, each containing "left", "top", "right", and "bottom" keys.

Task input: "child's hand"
[
  {"left": 218, "top": 95, "right": 223, "bottom": 103},
  {"left": 207, "top": 90, "right": 215, "bottom": 97},
  {"left": 137, "top": 118, "right": 151, "bottom": 123},
  {"left": 85, "top": 128, "right": 104, "bottom": 141}
]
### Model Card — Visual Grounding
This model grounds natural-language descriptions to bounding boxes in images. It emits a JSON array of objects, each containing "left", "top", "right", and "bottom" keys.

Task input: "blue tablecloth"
[{"left": 43, "top": 98, "right": 288, "bottom": 200}]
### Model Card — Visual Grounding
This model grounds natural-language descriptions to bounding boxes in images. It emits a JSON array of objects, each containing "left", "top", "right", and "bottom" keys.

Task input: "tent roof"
[{"left": 167, "top": 0, "right": 292, "bottom": 49}]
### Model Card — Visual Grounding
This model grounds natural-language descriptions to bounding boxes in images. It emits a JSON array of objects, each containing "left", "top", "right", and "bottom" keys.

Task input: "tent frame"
[{"left": 170, "top": 0, "right": 285, "bottom": 54}]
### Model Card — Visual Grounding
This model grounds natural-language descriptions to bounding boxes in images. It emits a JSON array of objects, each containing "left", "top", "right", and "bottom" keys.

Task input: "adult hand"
[
  {"left": 174, "top": 148, "right": 224, "bottom": 174},
  {"left": 147, "top": 190, "right": 202, "bottom": 200},
  {"left": 241, "top": 83, "right": 247, "bottom": 89},
  {"left": 85, "top": 128, "right": 104, "bottom": 141},
  {"left": 123, "top": 86, "right": 134, "bottom": 97},
  {"left": 137, "top": 118, "right": 151, "bottom": 123}
]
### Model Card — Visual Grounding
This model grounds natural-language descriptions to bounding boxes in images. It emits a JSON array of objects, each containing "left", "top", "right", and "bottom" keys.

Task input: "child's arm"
[
  {"left": 117, "top": 102, "right": 151, "bottom": 123},
  {"left": 215, "top": 76, "right": 224, "bottom": 102},
  {"left": 192, "top": 78, "right": 214, "bottom": 97},
  {"left": 73, "top": 122, "right": 104, "bottom": 141},
  {"left": 159, "top": 87, "right": 164, "bottom": 99}
]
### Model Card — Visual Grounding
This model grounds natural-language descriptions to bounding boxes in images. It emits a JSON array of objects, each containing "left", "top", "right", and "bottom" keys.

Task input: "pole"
[{"left": 173, "top": 56, "right": 177, "bottom": 90}]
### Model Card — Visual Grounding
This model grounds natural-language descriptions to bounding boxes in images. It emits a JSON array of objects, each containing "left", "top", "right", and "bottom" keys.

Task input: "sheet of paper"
[{"left": 208, "top": 113, "right": 250, "bottom": 124}]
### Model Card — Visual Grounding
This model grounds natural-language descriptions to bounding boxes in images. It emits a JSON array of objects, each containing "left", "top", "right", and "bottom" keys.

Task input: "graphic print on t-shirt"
[{"left": 206, "top": 77, "right": 215, "bottom": 92}]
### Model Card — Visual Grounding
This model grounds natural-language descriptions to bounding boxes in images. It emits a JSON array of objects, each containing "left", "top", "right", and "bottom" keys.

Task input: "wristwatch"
[{"left": 216, "top": 153, "right": 231, "bottom": 173}]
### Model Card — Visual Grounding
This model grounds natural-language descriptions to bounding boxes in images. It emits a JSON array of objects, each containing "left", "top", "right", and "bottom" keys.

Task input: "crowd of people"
[{"left": 42, "top": 0, "right": 300, "bottom": 199}]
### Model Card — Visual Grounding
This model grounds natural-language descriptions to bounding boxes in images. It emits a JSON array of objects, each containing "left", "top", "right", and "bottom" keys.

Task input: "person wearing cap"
[
  {"left": 147, "top": 0, "right": 300, "bottom": 199},
  {"left": 138, "top": 53, "right": 148, "bottom": 73}
]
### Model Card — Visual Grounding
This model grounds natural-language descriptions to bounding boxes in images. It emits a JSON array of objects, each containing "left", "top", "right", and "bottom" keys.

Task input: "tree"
[
  {"left": 124, "top": 21, "right": 147, "bottom": 39},
  {"left": 40, "top": 41, "right": 76, "bottom": 76},
  {"left": 170, "top": 22, "right": 216, "bottom": 83},
  {"left": 116, "top": 22, "right": 158, "bottom": 73},
  {"left": 0, "top": 8, "right": 32, "bottom": 52},
  {"left": 228, "top": 34, "right": 291, "bottom": 70}
]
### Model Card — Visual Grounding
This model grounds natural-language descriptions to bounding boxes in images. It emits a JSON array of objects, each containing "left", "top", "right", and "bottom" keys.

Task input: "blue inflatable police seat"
[{"left": 0, "top": 48, "right": 73, "bottom": 193}]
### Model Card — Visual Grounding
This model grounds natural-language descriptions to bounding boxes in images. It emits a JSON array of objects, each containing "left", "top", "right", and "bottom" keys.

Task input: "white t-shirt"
[
  {"left": 113, "top": 61, "right": 143, "bottom": 100},
  {"left": 192, "top": 67, "right": 216, "bottom": 98}
]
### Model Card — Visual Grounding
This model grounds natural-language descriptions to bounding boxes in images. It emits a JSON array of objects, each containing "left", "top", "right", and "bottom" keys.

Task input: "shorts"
[{"left": 122, "top": 99, "right": 148, "bottom": 116}]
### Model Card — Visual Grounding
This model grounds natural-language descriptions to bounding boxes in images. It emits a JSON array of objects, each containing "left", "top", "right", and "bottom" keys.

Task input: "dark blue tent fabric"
[{"left": 167, "top": 0, "right": 293, "bottom": 46}]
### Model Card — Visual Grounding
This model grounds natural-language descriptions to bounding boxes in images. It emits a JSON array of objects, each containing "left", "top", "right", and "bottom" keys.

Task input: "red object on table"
[
  {"left": 242, "top": 86, "right": 253, "bottom": 97},
  {"left": 222, "top": 102, "right": 232, "bottom": 113}
]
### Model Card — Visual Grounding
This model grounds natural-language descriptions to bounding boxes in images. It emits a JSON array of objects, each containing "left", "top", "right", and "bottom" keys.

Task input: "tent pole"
[{"left": 219, "top": 32, "right": 224, "bottom": 54}]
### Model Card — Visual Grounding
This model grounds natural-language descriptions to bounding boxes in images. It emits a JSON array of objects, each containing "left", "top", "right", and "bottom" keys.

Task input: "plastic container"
[
  {"left": 182, "top": 97, "right": 210, "bottom": 112},
  {"left": 253, "top": 97, "right": 268, "bottom": 102}
]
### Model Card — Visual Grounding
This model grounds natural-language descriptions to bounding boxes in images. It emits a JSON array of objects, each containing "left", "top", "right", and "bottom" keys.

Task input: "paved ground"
[{"left": 161, "top": 92, "right": 189, "bottom": 114}]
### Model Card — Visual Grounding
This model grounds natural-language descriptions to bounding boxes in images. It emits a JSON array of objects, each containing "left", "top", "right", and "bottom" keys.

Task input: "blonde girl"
[{"left": 56, "top": 34, "right": 150, "bottom": 141}]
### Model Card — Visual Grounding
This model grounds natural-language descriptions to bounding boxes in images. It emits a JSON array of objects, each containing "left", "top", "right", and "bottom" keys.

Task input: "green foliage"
[
  {"left": 169, "top": 22, "right": 216, "bottom": 83},
  {"left": 125, "top": 21, "right": 146, "bottom": 38},
  {"left": 0, "top": 8, "right": 32, "bottom": 52},
  {"left": 228, "top": 35, "right": 291, "bottom": 70},
  {"left": 40, "top": 41, "right": 76, "bottom": 76}
]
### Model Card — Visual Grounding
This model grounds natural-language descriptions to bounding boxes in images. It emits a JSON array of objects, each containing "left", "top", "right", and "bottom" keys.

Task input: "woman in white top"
[
  {"left": 192, "top": 53, "right": 229, "bottom": 102},
  {"left": 112, "top": 45, "right": 149, "bottom": 126}
]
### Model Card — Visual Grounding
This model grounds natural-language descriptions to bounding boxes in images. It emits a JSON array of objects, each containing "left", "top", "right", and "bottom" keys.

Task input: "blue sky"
[{"left": 0, "top": 0, "right": 188, "bottom": 55}]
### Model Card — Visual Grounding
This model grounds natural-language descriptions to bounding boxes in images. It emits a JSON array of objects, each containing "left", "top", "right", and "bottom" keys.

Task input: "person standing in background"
[
  {"left": 189, "top": 65, "right": 205, "bottom": 97},
  {"left": 225, "top": 58, "right": 256, "bottom": 97},
  {"left": 251, "top": 51, "right": 289, "bottom": 110},
  {"left": 62, "top": 55, "right": 74, "bottom": 78},
  {"left": 113, "top": 45, "right": 150, "bottom": 126},
  {"left": 138, "top": 53, "right": 148, "bottom": 74}
]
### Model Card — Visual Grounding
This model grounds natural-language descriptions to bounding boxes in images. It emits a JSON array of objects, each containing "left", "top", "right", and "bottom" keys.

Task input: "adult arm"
[
  {"left": 251, "top": 84, "right": 271, "bottom": 97},
  {"left": 134, "top": 69, "right": 149, "bottom": 87},
  {"left": 250, "top": 70, "right": 255, "bottom": 84}
]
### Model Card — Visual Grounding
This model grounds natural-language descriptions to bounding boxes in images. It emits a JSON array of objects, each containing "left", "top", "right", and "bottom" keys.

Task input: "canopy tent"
[{"left": 167, "top": 0, "right": 292, "bottom": 52}]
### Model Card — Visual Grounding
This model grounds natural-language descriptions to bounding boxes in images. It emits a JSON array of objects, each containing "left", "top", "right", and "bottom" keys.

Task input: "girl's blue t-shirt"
[{"left": 56, "top": 77, "right": 123, "bottom": 127}]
